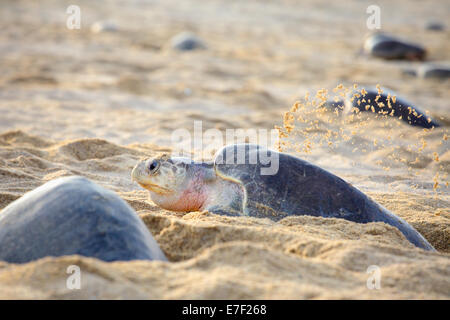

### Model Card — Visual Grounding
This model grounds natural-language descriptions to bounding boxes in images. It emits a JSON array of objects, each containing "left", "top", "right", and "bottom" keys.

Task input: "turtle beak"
[
  {"left": 131, "top": 161, "right": 146, "bottom": 182},
  {"left": 131, "top": 161, "right": 171, "bottom": 195},
  {"left": 131, "top": 161, "right": 153, "bottom": 186}
]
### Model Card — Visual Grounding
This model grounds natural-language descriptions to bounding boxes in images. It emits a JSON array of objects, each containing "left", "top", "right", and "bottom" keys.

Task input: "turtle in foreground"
[
  {"left": 0, "top": 176, "right": 167, "bottom": 263},
  {"left": 132, "top": 144, "right": 435, "bottom": 251},
  {"left": 324, "top": 87, "right": 440, "bottom": 129}
]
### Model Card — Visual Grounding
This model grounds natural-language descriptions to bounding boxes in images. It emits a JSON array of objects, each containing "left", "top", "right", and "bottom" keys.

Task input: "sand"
[{"left": 0, "top": 0, "right": 448, "bottom": 299}]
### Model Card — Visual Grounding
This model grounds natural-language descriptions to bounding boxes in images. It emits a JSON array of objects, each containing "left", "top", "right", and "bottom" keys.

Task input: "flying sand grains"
[
  {"left": 376, "top": 84, "right": 383, "bottom": 94},
  {"left": 418, "top": 138, "right": 427, "bottom": 152},
  {"left": 433, "top": 173, "right": 440, "bottom": 191},
  {"left": 333, "top": 83, "right": 344, "bottom": 92},
  {"left": 433, "top": 152, "right": 439, "bottom": 162},
  {"left": 290, "top": 101, "right": 300, "bottom": 113},
  {"left": 283, "top": 111, "right": 295, "bottom": 133},
  {"left": 275, "top": 84, "right": 446, "bottom": 194}
]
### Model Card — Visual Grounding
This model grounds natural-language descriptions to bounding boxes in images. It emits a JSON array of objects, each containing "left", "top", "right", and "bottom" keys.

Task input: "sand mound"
[
  {"left": 0, "top": 130, "right": 53, "bottom": 148},
  {"left": 57, "top": 138, "right": 135, "bottom": 161},
  {"left": 0, "top": 238, "right": 448, "bottom": 299},
  {"left": 0, "top": 131, "right": 143, "bottom": 209},
  {"left": 139, "top": 211, "right": 416, "bottom": 261}
]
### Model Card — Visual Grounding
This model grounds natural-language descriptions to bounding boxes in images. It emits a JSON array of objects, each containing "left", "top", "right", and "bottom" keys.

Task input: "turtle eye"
[{"left": 148, "top": 160, "right": 159, "bottom": 173}]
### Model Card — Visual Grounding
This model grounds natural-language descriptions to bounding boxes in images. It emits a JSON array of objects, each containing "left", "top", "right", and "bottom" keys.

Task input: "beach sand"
[{"left": 0, "top": 0, "right": 448, "bottom": 299}]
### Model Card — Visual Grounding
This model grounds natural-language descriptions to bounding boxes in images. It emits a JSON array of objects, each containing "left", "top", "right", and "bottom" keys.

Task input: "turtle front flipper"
[{"left": 203, "top": 164, "right": 247, "bottom": 217}]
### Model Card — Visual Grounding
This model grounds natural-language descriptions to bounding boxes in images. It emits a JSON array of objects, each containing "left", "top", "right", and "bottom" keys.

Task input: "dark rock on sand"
[
  {"left": 170, "top": 31, "right": 206, "bottom": 51},
  {"left": 90, "top": 21, "right": 119, "bottom": 33},
  {"left": 418, "top": 64, "right": 450, "bottom": 79},
  {"left": 364, "top": 33, "right": 426, "bottom": 61},
  {"left": 425, "top": 21, "right": 445, "bottom": 31},
  {"left": 403, "top": 64, "right": 450, "bottom": 80}
]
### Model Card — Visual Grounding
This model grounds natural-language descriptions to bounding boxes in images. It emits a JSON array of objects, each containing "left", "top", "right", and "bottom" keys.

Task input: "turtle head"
[
  {"left": 131, "top": 154, "right": 215, "bottom": 212},
  {"left": 131, "top": 154, "right": 178, "bottom": 195}
]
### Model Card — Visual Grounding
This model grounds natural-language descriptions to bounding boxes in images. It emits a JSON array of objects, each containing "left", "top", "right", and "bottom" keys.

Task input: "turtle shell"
[
  {"left": 212, "top": 144, "right": 435, "bottom": 251},
  {"left": 213, "top": 144, "right": 376, "bottom": 221}
]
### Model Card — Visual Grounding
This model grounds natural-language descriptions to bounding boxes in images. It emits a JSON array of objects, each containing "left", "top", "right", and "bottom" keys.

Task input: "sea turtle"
[
  {"left": 0, "top": 176, "right": 167, "bottom": 263},
  {"left": 363, "top": 33, "right": 426, "bottom": 60},
  {"left": 324, "top": 87, "right": 440, "bottom": 129},
  {"left": 132, "top": 144, "right": 435, "bottom": 251}
]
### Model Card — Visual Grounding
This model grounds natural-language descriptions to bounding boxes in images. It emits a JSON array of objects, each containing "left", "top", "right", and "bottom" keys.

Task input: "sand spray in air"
[{"left": 275, "top": 84, "right": 449, "bottom": 194}]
